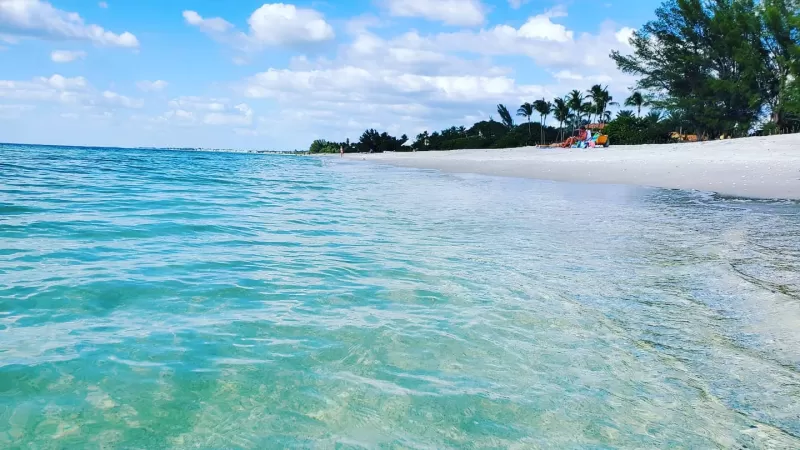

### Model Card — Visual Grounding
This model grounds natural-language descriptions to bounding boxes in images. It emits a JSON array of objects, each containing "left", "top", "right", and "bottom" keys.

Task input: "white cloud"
[
  {"left": 204, "top": 103, "right": 253, "bottom": 126},
  {"left": 151, "top": 97, "right": 254, "bottom": 128},
  {"left": 136, "top": 80, "right": 168, "bottom": 92},
  {"left": 102, "top": 90, "right": 144, "bottom": 108},
  {"left": 168, "top": 96, "right": 227, "bottom": 112},
  {"left": 98, "top": 2, "right": 108, "bottom": 8},
  {"left": 50, "top": 49, "right": 86, "bottom": 63},
  {"left": 553, "top": 70, "right": 584, "bottom": 81},
  {"left": 508, "top": 0, "right": 530, "bottom": 9},
  {"left": 183, "top": 3, "right": 334, "bottom": 50},
  {"left": 518, "top": 14, "right": 572, "bottom": 42},
  {"left": 248, "top": 3, "right": 334, "bottom": 45},
  {"left": 427, "top": 17, "right": 630, "bottom": 73},
  {"left": 0, "top": 74, "right": 146, "bottom": 118},
  {"left": 0, "top": 74, "right": 86, "bottom": 105},
  {"left": 173, "top": 109, "right": 194, "bottom": 120},
  {"left": 230, "top": 6, "right": 639, "bottom": 145},
  {"left": 384, "top": 0, "right": 485, "bottom": 26},
  {"left": 60, "top": 112, "right": 78, "bottom": 119},
  {"left": 35, "top": 74, "right": 87, "bottom": 90},
  {"left": 0, "top": 0, "right": 139, "bottom": 48},
  {"left": 182, "top": 10, "right": 232, "bottom": 33},
  {"left": 244, "top": 67, "right": 545, "bottom": 111},
  {"left": 615, "top": 27, "right": 635, "bottom": 47}
]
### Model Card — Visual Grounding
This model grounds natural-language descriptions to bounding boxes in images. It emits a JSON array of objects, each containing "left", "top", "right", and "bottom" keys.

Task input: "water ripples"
[{"left": 1, "top": 143, "right": 800, "bottom": 448}]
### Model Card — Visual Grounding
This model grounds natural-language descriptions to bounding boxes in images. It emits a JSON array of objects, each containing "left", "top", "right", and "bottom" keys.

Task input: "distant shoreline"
[{"left": 342, "top": 134, "right": 800, "bottom": 200}]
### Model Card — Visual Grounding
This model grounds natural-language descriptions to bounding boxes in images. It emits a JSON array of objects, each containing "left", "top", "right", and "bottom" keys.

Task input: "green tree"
[
  {"left": 497, "top": 104, "right": 514, "bottom": 128},
  {"left": 760, "top": 0, "right": 800, "bottom": 126},
  {"left": 625, "top": 92, "right": 647, "bottom": 117},
  {"left": 552, "top": 97, "right": 571, "bottom": 141},
  {"left": 587, "top": 84, "right": 605, "bottom": 123},
  {"left": 595, "top": 86, "right": 618, "bottom": 123},
  {"left": 358, "top": 129, "right": 408, "bottom": 152},
  {"left": 645, "top": 110, "right": 664, "bottom": 125},
  {"left": 567, "top": 90, "right": 584, "bottom": 131},
  {"left": 580, "top": 101, "right": 594, "bottom": 126},
  {"left": 533, "top": 98, "right": 552, "bottom": 144},
  {"left": 309, "top": 139, "right": 329, "bottom": 154},
  {"left": 617, "top": 110, "right": 635, "bottom": 119},
  {"left": 413, "top": 131, "right": 430, "bottom": 151},
  {"left": 516, "top": 102, "right": 535, "bottom": 141},
  {"left": 612, "top": 0, "right": 766, "bottom": 137}
]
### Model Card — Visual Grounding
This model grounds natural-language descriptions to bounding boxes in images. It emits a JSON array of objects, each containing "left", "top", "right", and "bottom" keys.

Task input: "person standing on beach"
[{"left": 340, "top": 145, "right": 343, "bottom": 157}]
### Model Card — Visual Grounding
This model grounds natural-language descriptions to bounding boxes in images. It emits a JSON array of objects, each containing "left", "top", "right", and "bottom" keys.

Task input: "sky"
[{"left": 0, "top": 0, "right": 658, "bottom": 150}]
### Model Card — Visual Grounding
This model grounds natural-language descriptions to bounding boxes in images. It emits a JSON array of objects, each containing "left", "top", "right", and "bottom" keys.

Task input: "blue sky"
[{"left": 0, "top": 0, "right": 658, "bottom": 149}]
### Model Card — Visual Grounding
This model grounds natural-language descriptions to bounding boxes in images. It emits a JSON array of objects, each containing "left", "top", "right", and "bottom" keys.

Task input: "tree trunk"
[
  {"left": 543, "top": 114, "right": 548, "bottom": 144},
  {"left": 540, "top": 115, "right": 544, "bottom": 145},
  {"left": 528, "top": 116, "right": 531, "bottom": 141}
]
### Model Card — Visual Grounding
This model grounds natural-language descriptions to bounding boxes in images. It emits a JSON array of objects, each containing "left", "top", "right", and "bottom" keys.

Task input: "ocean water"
[{"left": 1, "top": 143, "right": 800, "bottom": 449}]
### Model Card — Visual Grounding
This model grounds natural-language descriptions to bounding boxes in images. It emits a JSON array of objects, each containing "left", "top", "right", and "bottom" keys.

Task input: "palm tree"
[
  {"left": 567, "top": 90, "right": 584, "bottom": 131},
  {"left": 665, "top": 109, "right": 687, "bottom": 135},
  {"left": 580, "top": 101, "right": 593, "bottom": 127},
  {"left": 587, "top": 84, "right": 604, "bottom": 124},
  {"left": 625, "top": 91, "right": 648, "bottom": 117},
  {"left": 594, "top": 86, "right": 618, "bottom": 124},
  {"left": 533, "top": 98, "right": 552, "bottom": 144},
  {"left": 616, "top": 110, "right": 635, "bottom": 119},
  {"left": 645, "top": 110, "right": 663, "bottom": 125},
  {"left": 497, "top": 104, "right": 514, "bottom": 128},
  {"left": 543, "top": 100, "right": 552, "bottom": 142},
  {"left": 552, "top": 97, "right": 570, "bottom": 141},
  {"left": 517, "top": 102, "right": 535, "bottom": 140}
]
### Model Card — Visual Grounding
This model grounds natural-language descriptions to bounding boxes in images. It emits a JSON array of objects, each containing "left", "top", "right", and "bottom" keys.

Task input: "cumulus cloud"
[
  {"left": 168, "top": 96, "right": 227, "bottom": 112},
  {"left": 136, "top": 80, "right": 168, "bottom": 92},
  {"left": 508, "top": 0, "right": 530, "bottom": 9},
  {"left": 246, "top": 67, "right": 542, "bottom": 105},
  {"left": 182, "top": 10, "right": 232, "bottom": 33},
  {"left": 0, "top": 74, "right": 87, "bottom": 107},
  {"left": 204, "top": 103, "right": 253, "bottom": 126},
  {"left": 615, "top": 27, "right": 635, "bottom": 47},
  {"left": 248, "top": 3, "right": 334, "bottom": 45},
  {"left": 0, "top": 74, "right": 144, "bottom": 116},
  {"left": 232, "top": 6, "right": 637, "bottom": 144},
  {"left": 384, "top": 0, "right": 485, "bottom": 26},
  {"left": 50, "top": 49, "right": 86, "bottom": 63},
  {"left": 0, "top": 0, "right": 139, "bottom": 48},
  {"left": 425, "top": 16, "right": 631, "bottom": 74},
  {"left": 152, "top": 96, "right": 254, "bottom": 128},
  {"left": 35, "top": 74, "right": 87, "bottom": 90},
  {"left": 102, "top": 90, "right": 144, "bottom": 108},
  {"left": 183, "top": 3, "right": 334, "bottom": 50},
  {"left": 518, "top": 14, "right": 572, "bottom": 42}
]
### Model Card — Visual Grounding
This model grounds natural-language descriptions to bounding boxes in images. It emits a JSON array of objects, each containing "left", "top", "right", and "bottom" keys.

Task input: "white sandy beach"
[{"left": 345, "top": 134, "right": 800, "bottom": 199}]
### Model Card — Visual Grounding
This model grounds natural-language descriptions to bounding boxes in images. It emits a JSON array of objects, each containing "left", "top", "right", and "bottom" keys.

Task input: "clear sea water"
[{"left": 1, "top": 143, "right": 800, "bottom": 449}]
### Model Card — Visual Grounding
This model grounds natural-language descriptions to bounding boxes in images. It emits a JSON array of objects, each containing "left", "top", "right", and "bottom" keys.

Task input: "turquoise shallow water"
[{"left": 1, "top": 143, "right": 800, "bottom": 448}]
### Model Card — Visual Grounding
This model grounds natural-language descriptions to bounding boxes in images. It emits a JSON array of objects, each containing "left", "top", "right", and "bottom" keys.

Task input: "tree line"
[{"left": 309, "top": 0, "right": 800, "bottom": 153}]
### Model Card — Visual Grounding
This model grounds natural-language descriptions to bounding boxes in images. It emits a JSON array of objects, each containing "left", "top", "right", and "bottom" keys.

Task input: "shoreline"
[{"left": 342, "top": 134, "right": 800, "bottom": 200}]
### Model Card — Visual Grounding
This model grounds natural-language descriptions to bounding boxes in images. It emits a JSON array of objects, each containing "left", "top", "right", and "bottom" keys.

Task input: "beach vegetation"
[{"left": 309, "top": 0, "right": 800, "bottom": 152}]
